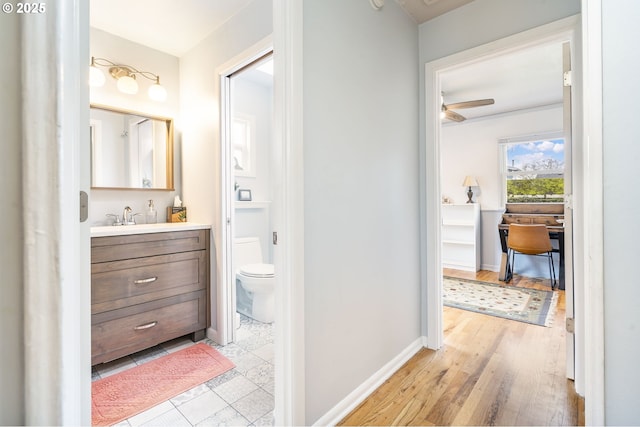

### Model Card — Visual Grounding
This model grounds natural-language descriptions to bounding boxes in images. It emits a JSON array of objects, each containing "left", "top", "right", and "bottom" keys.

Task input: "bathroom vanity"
[{"left": 90, "top": 224, "right": 211, "bottom": 365}]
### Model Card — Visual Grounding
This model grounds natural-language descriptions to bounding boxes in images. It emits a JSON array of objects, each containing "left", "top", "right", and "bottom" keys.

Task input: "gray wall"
[
  {"left": 0, "top": 12, "right": 24, "bottom": 426},
  {"left": 302, "top": 1, "right": 420, "bottom": 423},
  {"left": 602, "top": 0, "right": 640, "bottom": 423}
]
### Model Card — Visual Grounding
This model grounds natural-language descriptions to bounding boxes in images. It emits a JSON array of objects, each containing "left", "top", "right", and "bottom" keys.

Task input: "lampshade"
[
  {"left": 89, "top": 64, "right": 105, "bottom": 87},
  {"left": 462, "top": 176, "right": 478, "bottom": 187},
  {"left": 117, "top": 75, "right": 138, "bottom": 94},
  {"left": 148, "top": 79, "right": 167, "bottom": 102}
]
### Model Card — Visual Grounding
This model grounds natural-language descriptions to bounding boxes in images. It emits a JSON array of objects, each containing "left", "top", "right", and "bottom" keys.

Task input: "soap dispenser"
[{"left": 145, "top": 199, "right": 157, "bottom": 224}]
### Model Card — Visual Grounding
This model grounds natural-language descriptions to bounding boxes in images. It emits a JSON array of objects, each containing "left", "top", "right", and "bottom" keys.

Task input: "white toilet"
[{"left": 234, "top": 237, "right": 275, "bottom": 323}]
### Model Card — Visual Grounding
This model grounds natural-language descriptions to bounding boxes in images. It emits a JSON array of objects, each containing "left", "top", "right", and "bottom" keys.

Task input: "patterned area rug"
[
  {"left": 443, "top": 276, "right": 558, "bottom": 327},
  {"left": 92, "top": 343, "right": 235, "bottom": 426}
]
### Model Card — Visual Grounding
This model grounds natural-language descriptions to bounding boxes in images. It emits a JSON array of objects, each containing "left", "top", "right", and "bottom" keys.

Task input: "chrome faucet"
[
  {"left": 106, "top": 213, "right": 121, "bottom": 226},
  {"left": 123, "top": 206, "right": 133, "bottom": 225}
]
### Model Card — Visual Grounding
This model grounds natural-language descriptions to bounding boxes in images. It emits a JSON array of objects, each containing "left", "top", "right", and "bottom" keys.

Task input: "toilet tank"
[{"left": 233, "top": 237, "right": 263, "bottom": 271}]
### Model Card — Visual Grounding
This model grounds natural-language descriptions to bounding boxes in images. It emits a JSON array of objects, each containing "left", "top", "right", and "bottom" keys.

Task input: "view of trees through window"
[{"left": 505, "top": 138, "right": 564, "bottom": 203}]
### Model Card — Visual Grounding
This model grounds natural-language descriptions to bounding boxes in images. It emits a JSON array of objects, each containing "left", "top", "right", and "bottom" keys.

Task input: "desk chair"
[{"left": 507, "top": 224, "right": 557, "bottom": 290}]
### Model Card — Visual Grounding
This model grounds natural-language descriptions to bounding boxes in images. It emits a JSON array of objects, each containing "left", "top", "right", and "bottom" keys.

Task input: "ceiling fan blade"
[
  {"left": 444, "top": 109, "right": 466, "bottom": 122},
  {"left": 445, "top": 98, "right": 495, "bottom": 110}
]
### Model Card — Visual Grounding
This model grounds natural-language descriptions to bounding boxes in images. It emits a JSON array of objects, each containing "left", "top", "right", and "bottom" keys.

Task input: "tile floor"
[{"left": 92, "top": 315, "right": 274, "bottom": 426}]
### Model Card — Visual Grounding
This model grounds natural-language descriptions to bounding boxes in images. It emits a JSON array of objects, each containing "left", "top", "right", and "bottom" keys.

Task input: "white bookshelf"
[{"left": 441, "top": 203, "right": 481, "bottom": 272}]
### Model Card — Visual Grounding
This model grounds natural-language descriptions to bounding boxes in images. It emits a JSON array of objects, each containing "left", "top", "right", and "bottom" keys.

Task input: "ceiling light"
[
  {"left": 148, "top": 77, "right": 167, "bottom": 102},
  {"left": 116, "top": 74, "right": 138, "bottom": 95},
  {"left": 89, "top": 57, "right": 166, "bottom": 102}
]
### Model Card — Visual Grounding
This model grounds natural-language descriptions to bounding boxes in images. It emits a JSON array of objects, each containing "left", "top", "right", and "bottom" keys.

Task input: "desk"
[{"left": 498, "top": 224, "right": 565, "bottom": 290}]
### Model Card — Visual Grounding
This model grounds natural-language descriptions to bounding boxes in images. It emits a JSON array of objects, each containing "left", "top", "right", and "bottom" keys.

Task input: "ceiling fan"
[{"left": 441, "top": 93, "right": 495, "bottom": 122}]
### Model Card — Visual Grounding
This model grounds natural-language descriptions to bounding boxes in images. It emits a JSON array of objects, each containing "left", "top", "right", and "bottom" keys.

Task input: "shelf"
[
  {"left": 441, "top": 203, "right": 481, "bottom": 272},
  {"left": 442, "top": 220, "right": 475, "bottom": 226},
  {"left": 442, "top": 261, "right": 477, "bottom": 272},
  {"left": 442, "top": 239, "right": 474, "bottom": 246},
  {"left": 235, "top": 201, "right": 271, "bottom": 210}
]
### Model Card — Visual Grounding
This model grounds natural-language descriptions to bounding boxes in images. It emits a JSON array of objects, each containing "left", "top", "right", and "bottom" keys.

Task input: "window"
[
  {"left": 500, "top": 135, "right": 565, "bottom": 204},
  {"left": 231, "top": 114, "right": 256, "bottom": 177}
]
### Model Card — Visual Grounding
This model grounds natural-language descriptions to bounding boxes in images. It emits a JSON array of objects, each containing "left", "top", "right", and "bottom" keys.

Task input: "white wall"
[
  {"left": 233, "top": 76, "right": 273, "bottom": 202},
  {"left": 0, "top": 11, "right": 24, "bottom": 426},
  {"left": 602, "top": 0, "right": 640, "bottom": 423},
  {"left": 89, "top": 28, "right": 181, "bottom": 225},
  {"left": 441, "top": 106, "right": 563, "bottom": 209},
  {"left": 441, "top": 105, "right": 563, "bottom": 274},
  {"left": 302, "top": 1, "right": 420, "bottom": 423}
]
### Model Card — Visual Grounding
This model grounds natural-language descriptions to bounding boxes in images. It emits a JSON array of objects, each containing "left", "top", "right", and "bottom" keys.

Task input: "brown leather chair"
[{"left": 507, "top": 224, "right": 557, "bottom": 290}]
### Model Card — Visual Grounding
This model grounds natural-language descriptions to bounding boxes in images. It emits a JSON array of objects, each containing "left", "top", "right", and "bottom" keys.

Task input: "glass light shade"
[
  {"left": 148, "top": 82, "right": 167, "bottom": 102},
  {"left": 89, "top": 65, "right": 105, "bottom": 87},
  {"left": 117, "top": 75, "right": 138, "bottom": 94}
]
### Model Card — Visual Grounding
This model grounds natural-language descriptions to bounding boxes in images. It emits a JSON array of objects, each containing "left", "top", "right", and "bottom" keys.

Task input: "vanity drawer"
[
  {"left": 92, "top": 229, "right": 207, "bottom": 263},
  {"left": 91, "top": 251, "right": 207, "bottom": 313},
  {"left": 91, "top": 290, "right": 207, "bottom": 365}
]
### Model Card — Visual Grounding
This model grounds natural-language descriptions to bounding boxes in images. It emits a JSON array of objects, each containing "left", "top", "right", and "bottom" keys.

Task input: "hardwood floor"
[{"left": 339, "top": 269, "right": 584, "bottom": 426}]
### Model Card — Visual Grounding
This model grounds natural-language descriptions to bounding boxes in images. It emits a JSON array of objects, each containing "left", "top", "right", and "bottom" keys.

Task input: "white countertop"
[{"left": 91, "top": 222, "right": 211, "bottom": 237}]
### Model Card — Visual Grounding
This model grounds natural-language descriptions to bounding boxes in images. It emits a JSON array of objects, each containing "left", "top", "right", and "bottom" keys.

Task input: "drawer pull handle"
[
  {"left": 133, "top": 276, "right": 157, "bottom": 284},
  {"left": 134, "top": 321, "right": 158, "bottom": 330}
]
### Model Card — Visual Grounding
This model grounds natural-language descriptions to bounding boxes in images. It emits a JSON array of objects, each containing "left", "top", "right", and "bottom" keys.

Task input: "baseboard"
[
  {"left": 481, "top": 263, "right": 500, "bottom": 272},
  {"left": 206, "top": 326, "right": 221, "bottom": 344},
  {"left": 312, "top": 337, "right": 425, "bottom": 426}
]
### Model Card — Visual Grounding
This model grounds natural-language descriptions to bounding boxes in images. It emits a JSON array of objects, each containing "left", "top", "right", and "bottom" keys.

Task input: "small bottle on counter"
[{"left": 145, "top": 199, "right": 157, "bottom": 224}]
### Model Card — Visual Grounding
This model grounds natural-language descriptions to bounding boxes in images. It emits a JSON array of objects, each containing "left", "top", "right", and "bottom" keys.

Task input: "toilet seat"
[{"left": 239, "top": 263, "right": 274, "bottom": 278}]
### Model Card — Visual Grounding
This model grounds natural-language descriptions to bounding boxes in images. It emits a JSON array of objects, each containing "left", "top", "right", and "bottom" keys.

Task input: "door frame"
[
  {"left": 218, "top": 37, "right": 274, "bottom": 345},
  {"left": 423, "top": 10, "right": 595, "bottom": 407},
  {"left": 21, "top": 0, "right": 91, "bottom": 424},
  {"left": 273, "top": 1, "right": 306, "bottom": 424},
  {"left": 581, "top": 0, "right": 605, "bottom": 423},
  {"left": 425, "top": 15, "right": 580, "bottom": 348}
]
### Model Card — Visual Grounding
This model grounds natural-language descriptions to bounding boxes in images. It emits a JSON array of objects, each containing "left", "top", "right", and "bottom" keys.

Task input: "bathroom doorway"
[{"left": 220, "top": 46, "right": 274, "bottom": 343}]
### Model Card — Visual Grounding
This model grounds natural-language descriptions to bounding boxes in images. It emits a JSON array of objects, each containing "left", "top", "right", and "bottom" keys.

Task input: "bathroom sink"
[{"left": 90, "top": 222, "right": 211, "bottom": 237}]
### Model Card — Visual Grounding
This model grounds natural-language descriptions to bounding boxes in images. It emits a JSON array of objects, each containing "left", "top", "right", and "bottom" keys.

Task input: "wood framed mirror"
[{"left": 90, "top": 104, "right": 174, "bottom": 190}]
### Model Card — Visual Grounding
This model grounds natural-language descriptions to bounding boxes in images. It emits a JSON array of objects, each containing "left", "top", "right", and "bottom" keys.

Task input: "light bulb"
[
  {"left": 89, "top": 65, "right": 105, "bottom": 87},
  {"left": 117, "top": 75, "right": 138, "bottom": 94},
  {"left": 148, "top": 81, "right": 167, "bottom": 102}
]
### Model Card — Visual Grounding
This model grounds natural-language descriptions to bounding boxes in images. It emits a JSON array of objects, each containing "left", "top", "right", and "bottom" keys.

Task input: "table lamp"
[{"left": 462, "top": 176, "right": 478, "bottom": 203}]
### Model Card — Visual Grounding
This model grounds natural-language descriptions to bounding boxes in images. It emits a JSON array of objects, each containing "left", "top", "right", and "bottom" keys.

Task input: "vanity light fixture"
[{"left": 89, "top": 57, "right": 167, "bottom": 102}]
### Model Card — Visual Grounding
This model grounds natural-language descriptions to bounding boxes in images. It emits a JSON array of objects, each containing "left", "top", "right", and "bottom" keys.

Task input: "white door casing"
[
  {"left": 562, "top": 41, "right": 576, "bottom": 381},
  {"left": 217, "top": 37, "right": 273, "bottom": 346},
  {"left": 424, "top": 13, "right": 583, "bottom": 391},
  {"left": 22, "top": 1, "right": 91, "bottom": 424}
]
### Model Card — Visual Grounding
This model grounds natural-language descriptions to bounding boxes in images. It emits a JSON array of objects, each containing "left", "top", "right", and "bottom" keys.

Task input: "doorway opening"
[
  {"left": 425, "top": 16, "right": 581, "bottom": 389},
  {"left": 221, "top": 50, "right": 274, "bottom": 343}
]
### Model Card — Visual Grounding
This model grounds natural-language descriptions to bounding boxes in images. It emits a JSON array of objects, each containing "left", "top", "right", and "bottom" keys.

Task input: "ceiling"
[
  {"left": 397, "top": 0, "right": 475, "bottom": 24},
  {"left": 440, "top": 42, "right": 564, "bottom": 123},
  {"left": 90, "top": 0, "right": 255, "bottom": 57},
  {"left": 89, "top": 0, "right": 471, "bottom": 57},
  {"left": 90, "top": 0, "right": 562, "bottom": 122}
]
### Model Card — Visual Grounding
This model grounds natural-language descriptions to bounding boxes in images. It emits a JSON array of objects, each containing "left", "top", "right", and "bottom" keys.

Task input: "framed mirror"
[{"left": 90, "top": 105, "right": 174, "bottom": 190}]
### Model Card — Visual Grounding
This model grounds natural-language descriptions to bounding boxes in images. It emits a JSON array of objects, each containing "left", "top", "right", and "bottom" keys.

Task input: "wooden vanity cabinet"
[{"left": 91, "top": 229, "right": 210, "bottom": 365}]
